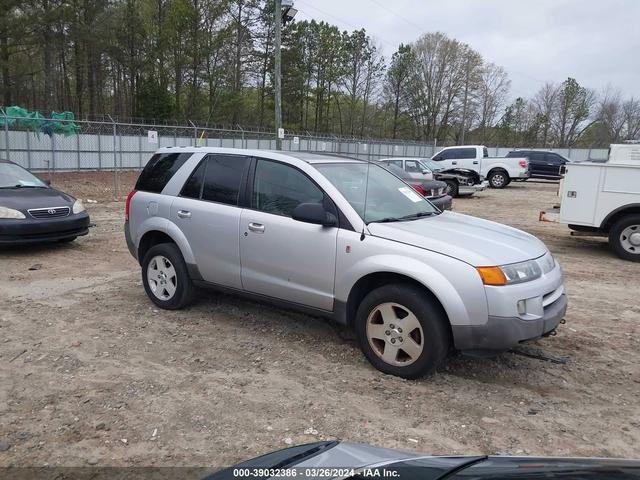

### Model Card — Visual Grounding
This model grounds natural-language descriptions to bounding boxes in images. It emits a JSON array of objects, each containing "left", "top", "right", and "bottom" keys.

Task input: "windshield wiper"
[
  {"left": 0, "top": 184, "right": 46, "bottom": 189},
  {"left": 370, "top": 211, "right": 437, "bottom": 224}
]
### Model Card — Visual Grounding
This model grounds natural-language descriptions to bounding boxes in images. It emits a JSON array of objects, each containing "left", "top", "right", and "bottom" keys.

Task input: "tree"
[{"left": 552, "top": 77, "right": 595, "bottom": 147}]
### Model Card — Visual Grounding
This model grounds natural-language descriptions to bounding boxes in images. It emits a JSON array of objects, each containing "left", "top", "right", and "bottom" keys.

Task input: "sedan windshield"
[
  {"left": 420, "top": 158, "right": 442, "bottom": 172},
  {"left": 315, "top": 162, "right": 438, "bottom": 224},
  {"left": 0, "top": 162, "right": 47, "bottom": 188}
]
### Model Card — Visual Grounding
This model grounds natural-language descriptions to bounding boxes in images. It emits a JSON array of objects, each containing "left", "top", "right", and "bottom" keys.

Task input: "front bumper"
[
  {"left": 0, "top": 212, "right": 90, "bottom": 245},
  {"left": 459, "top": 180, "right": 488, "bottom": 195},
  {"left": 452, "top": 293, "right": 566, "bottom": 352},
  {"left": 429, "top": 194, "right": 453, "bottom": 211}
]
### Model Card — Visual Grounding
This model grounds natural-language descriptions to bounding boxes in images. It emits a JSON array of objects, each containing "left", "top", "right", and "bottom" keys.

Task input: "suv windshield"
[
  {"left": 315, "top": 162, "right": 439, "bottom": 224},
  {"left": 0, "top": 162, "right": 47, "bottom": 188}
]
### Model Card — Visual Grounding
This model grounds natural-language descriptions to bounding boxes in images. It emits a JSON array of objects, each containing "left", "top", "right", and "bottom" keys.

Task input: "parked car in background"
[
  {"left": 431, "top": 145, "right": 529, "bottom": 188},
  {"left": 381, "top": 162, "right": 452, "bottom": 211},
  {"left": 125, "top": 148, "right": 566, "bottom": 378},
  {"left": 206, "top": 441, "right": 640, "bottom": 480},
  {"left": 0, "top": 159, "right": 90, "bottom": 245},
  {"left": 379, "top": 157, "right": 486, "bottom": 197},
  {"left": 540, "top": 144, "right": 640, "bottom": 262},
  {"left": 507, "top": 149, "right": 569, "bottom": 180}
]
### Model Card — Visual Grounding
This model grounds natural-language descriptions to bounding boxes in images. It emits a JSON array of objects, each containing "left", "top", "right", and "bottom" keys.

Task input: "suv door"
[
  {"left": 545, "top": 153, "right": 566, "bottom": 177},
  {"left": 240, "top": 159, "right": 338, "bottom": 311},
  {"left": 528, "top": 152, "right": 546, "bottom": 177},
  {"left": 170, "top": 154, "right": 250, "bottom": 289}
]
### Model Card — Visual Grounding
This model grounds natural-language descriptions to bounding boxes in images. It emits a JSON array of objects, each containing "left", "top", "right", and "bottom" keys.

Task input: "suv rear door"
[
  {"left": 240, "top": 158, "right": 338, "bottom": 311},
  {"left": 170, "top": 154, "right": 250, "bottom": 289}
]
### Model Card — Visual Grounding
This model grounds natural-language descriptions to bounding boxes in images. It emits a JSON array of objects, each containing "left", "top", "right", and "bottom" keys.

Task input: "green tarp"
[{"left": 0, "top": 106, "right": 81, "bottom": 136}]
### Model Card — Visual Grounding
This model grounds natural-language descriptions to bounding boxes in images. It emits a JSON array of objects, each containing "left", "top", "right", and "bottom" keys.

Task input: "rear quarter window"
[{"left": 135, "top": 152, "right": 192, "bottom": 193}]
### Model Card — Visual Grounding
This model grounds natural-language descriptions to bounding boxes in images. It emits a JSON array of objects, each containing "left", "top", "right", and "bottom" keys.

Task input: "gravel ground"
[{"left": 1, "top": 172, "right": 639, "bottom": 468}]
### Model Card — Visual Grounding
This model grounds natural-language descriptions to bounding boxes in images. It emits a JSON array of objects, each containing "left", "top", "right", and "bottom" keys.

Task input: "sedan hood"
[
  {"left": 367, "top": 211, "right": 547, "bottom": 266},
  {"left": 0, "top": 187, "right": 75, "bottom": 212}
]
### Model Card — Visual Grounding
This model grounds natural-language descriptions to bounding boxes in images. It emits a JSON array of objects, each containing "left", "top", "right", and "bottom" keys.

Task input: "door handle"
[
  {"left": 177, "top": 210, "right": 192, "bottom": 219},
  {"left": 452, "top": 161, "right": 457, "bottom": 165},
  {"left": 248, "top": 222, "right": 265, "bottom": 233},
  {"left": 473, "top": 161, "right": 479, "bottom": 164}
]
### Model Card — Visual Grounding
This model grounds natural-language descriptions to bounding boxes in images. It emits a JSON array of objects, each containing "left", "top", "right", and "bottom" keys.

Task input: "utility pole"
[{"left": 274, "top": 0, "right": 283, "bottom": 150}]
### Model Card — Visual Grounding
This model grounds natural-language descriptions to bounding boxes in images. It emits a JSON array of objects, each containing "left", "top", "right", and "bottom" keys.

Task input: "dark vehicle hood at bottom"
[
  {"left": 205, "top": 442, "right": 640, "bottom": 480},
  {"left": 0, "top": 187, "right": 75, "bottom": 211}
]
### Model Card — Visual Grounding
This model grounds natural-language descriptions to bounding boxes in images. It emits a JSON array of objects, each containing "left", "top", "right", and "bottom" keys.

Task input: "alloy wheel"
[
  {"left": 366, "top": 302, "right": 424, "bottom": 366},
  {"left": 147, "top": 255, "right": 178, "bottom": 300}
]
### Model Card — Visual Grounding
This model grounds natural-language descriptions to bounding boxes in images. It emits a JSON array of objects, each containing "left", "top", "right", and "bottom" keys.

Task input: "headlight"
[
  {"left": 0, "top": 206, "right": 26, "bottom": 219},
  {"left": 477, "top": 259, "right": 542, "bottom": 286},
  {"left": 72, "top": 199, "right": 85, "bottom": 214}
]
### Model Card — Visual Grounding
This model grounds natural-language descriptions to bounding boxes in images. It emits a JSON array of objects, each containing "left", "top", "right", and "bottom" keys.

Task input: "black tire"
[
  {"left": 488, "top": 169, "right": 509, "bottom": 189},
  {"left": 354, "top": 283, "right": 450, "bottom": 379},
  {"left": 141, "top": 243, "right": 195, "bottom": 309},
  {"left": 444, "top": 179, "right": 459, "bottom": 197},
  {"left": 609, "top": 214, "right": 640, "bottom": 262}
]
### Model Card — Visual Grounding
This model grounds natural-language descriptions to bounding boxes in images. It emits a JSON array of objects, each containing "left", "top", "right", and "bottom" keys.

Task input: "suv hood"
[{"left": 367, "top": 211, "right": 547, "bottom": 266}]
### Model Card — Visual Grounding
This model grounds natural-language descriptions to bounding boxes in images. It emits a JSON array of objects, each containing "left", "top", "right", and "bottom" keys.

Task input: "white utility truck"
[
  {"left": 431, "top": 145, "right": 530, "bottom": 188},
  {"left": 540, "top": 144, "right": 640, "bottom": 262}
]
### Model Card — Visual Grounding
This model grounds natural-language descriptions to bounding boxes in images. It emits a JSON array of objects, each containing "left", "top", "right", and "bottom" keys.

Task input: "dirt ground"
[{"left": 1, "top": 172, "right": 639, "bottom": 468}]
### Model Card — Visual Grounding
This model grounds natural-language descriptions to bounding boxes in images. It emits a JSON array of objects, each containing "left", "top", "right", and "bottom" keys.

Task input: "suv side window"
[
  {"left": 253, "top": 160, "right": 324, "bottom": 217},
  {"left": 180, "top": 159, "right": 207, "bottom": 199},
  {"left": 546, "top": 153, "right": 564, "bottom": 164},
  {"left": 435, "top": 150, "right": 450, "bottom": 160},
  {"left": 135, "top": 152, "right": 192, "bottom": 193},
  {"left": 200, "top": 155, "right": 250, "bottom": 206},
  {"left": 530, "top": 152, "right": 546, "bottom": 162}
]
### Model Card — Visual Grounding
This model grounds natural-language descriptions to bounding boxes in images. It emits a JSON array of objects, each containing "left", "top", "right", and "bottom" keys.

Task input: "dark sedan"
[
  {"left": 0, "top": 159, "right": 90, "bottom": 245},
  {"left": 383, "top": 162, "right": 453, "bottom": 211},
  {"left": 206, "top": 441, "right": 640, "bottom": 480}
]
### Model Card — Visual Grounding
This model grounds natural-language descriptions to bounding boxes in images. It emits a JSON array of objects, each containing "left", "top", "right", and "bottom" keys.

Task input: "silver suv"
[{"left": 125, "top": 148, "right": 567, "bottom": 378}]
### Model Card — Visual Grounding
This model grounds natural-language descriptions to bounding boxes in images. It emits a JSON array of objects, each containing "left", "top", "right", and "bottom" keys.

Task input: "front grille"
[{"left": 28, "top": 206, "right": 70, "bottom": 219}]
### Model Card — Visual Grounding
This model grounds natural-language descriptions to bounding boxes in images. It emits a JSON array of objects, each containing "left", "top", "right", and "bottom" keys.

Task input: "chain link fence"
[{"left": 0, "top": 111, "right": 610, "bottom": 199}]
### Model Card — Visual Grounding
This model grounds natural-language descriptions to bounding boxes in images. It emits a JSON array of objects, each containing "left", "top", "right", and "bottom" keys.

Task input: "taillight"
[
  {"left": 519, "top": 159, "right": 528, "bottom": 169},
  {"left": 411, "top": 184, "right": 427, "bottom": 196},
  {"left": 125, "top": 189, "right": 137, "bottom": 221}
]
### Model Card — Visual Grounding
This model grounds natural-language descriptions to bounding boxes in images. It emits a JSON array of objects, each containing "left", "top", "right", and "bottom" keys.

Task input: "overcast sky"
[{"left": 294, "top": 0, "right": 640, "bottom": 100}]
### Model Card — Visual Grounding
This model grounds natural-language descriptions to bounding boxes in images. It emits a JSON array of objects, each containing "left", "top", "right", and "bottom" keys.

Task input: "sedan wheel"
[
  {"left": 366, "top": 302, "right": 424, "bottom": 366},
  {"left": 147, "top": 255, "right": 178, "bottom": 301}
]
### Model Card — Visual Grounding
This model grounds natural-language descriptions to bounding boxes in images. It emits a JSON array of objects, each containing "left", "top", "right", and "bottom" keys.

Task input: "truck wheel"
[
  {"left": 355, "top": 284, "right": 450, "bottom": 379},
  {"left": 488, "top": 169, "right": 509, "bottom": 189},
  {"left": 142, "top": 243, "right": 195, "bottom": 309},
  {"left": 609, "top": 214, "right": 640, "bottom": 262},
  {"left": 444, "top": 180, "right": 459, "bottom": 197}
]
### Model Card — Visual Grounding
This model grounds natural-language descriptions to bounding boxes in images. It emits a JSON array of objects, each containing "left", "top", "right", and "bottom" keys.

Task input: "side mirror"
[
  {"left": 433, "top": 156, "right": 442, "bottom": 161},
  {"left": 421, "top": 169, "right": 429, "bottom": 174},
  {"left": 292, "top": 202, "right": 337, "bottom": 227},
  {"left": 44, "top": 179, "right": 51, "bottom": 186}
]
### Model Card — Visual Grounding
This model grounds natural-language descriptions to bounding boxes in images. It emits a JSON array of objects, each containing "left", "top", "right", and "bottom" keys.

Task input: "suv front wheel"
[
  {"left": 142, "top": 243, "right": 195, "bottom": 309},
  {"left": 355, "top": 284, "right": 450, "bottom": 379}
]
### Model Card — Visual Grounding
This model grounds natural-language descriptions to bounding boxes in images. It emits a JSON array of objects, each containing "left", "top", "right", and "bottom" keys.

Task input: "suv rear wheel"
[
  {"left": 355, "top": 284, "right": 450, "bottom": 378},
  {"left": 142, "top": 243, "right": 195, "bottom": 309},
  {"left": 609, "top": 214, "right": 640, "bottom": 262}
]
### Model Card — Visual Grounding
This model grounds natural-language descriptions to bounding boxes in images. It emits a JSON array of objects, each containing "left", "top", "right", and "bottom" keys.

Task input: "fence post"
[
  {"left": 2, "top": 108, "right": 8, "bottom": 161},
  {"left": 189, "top": 120, "right": 197, "bottom": 146},
  {"left": 26, "top": 129, "right": 31, "bottom": 170},
  {"left": 50, "top": 134, "right": 56, "bottom": 182},
  {"left": 108, "top": 115, "right": 118, "bottom": 199},
  {"left": 76, "top": 132, "right": 81, "bottom": 171}
]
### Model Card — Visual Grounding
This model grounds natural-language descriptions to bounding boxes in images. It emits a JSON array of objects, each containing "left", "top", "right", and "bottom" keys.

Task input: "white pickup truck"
[
  {"left": 540, "top": 143, "right": 640, "bottom": 262},
  {"left": 431, "top": 145, "right": 529, "bottom": 188}
]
